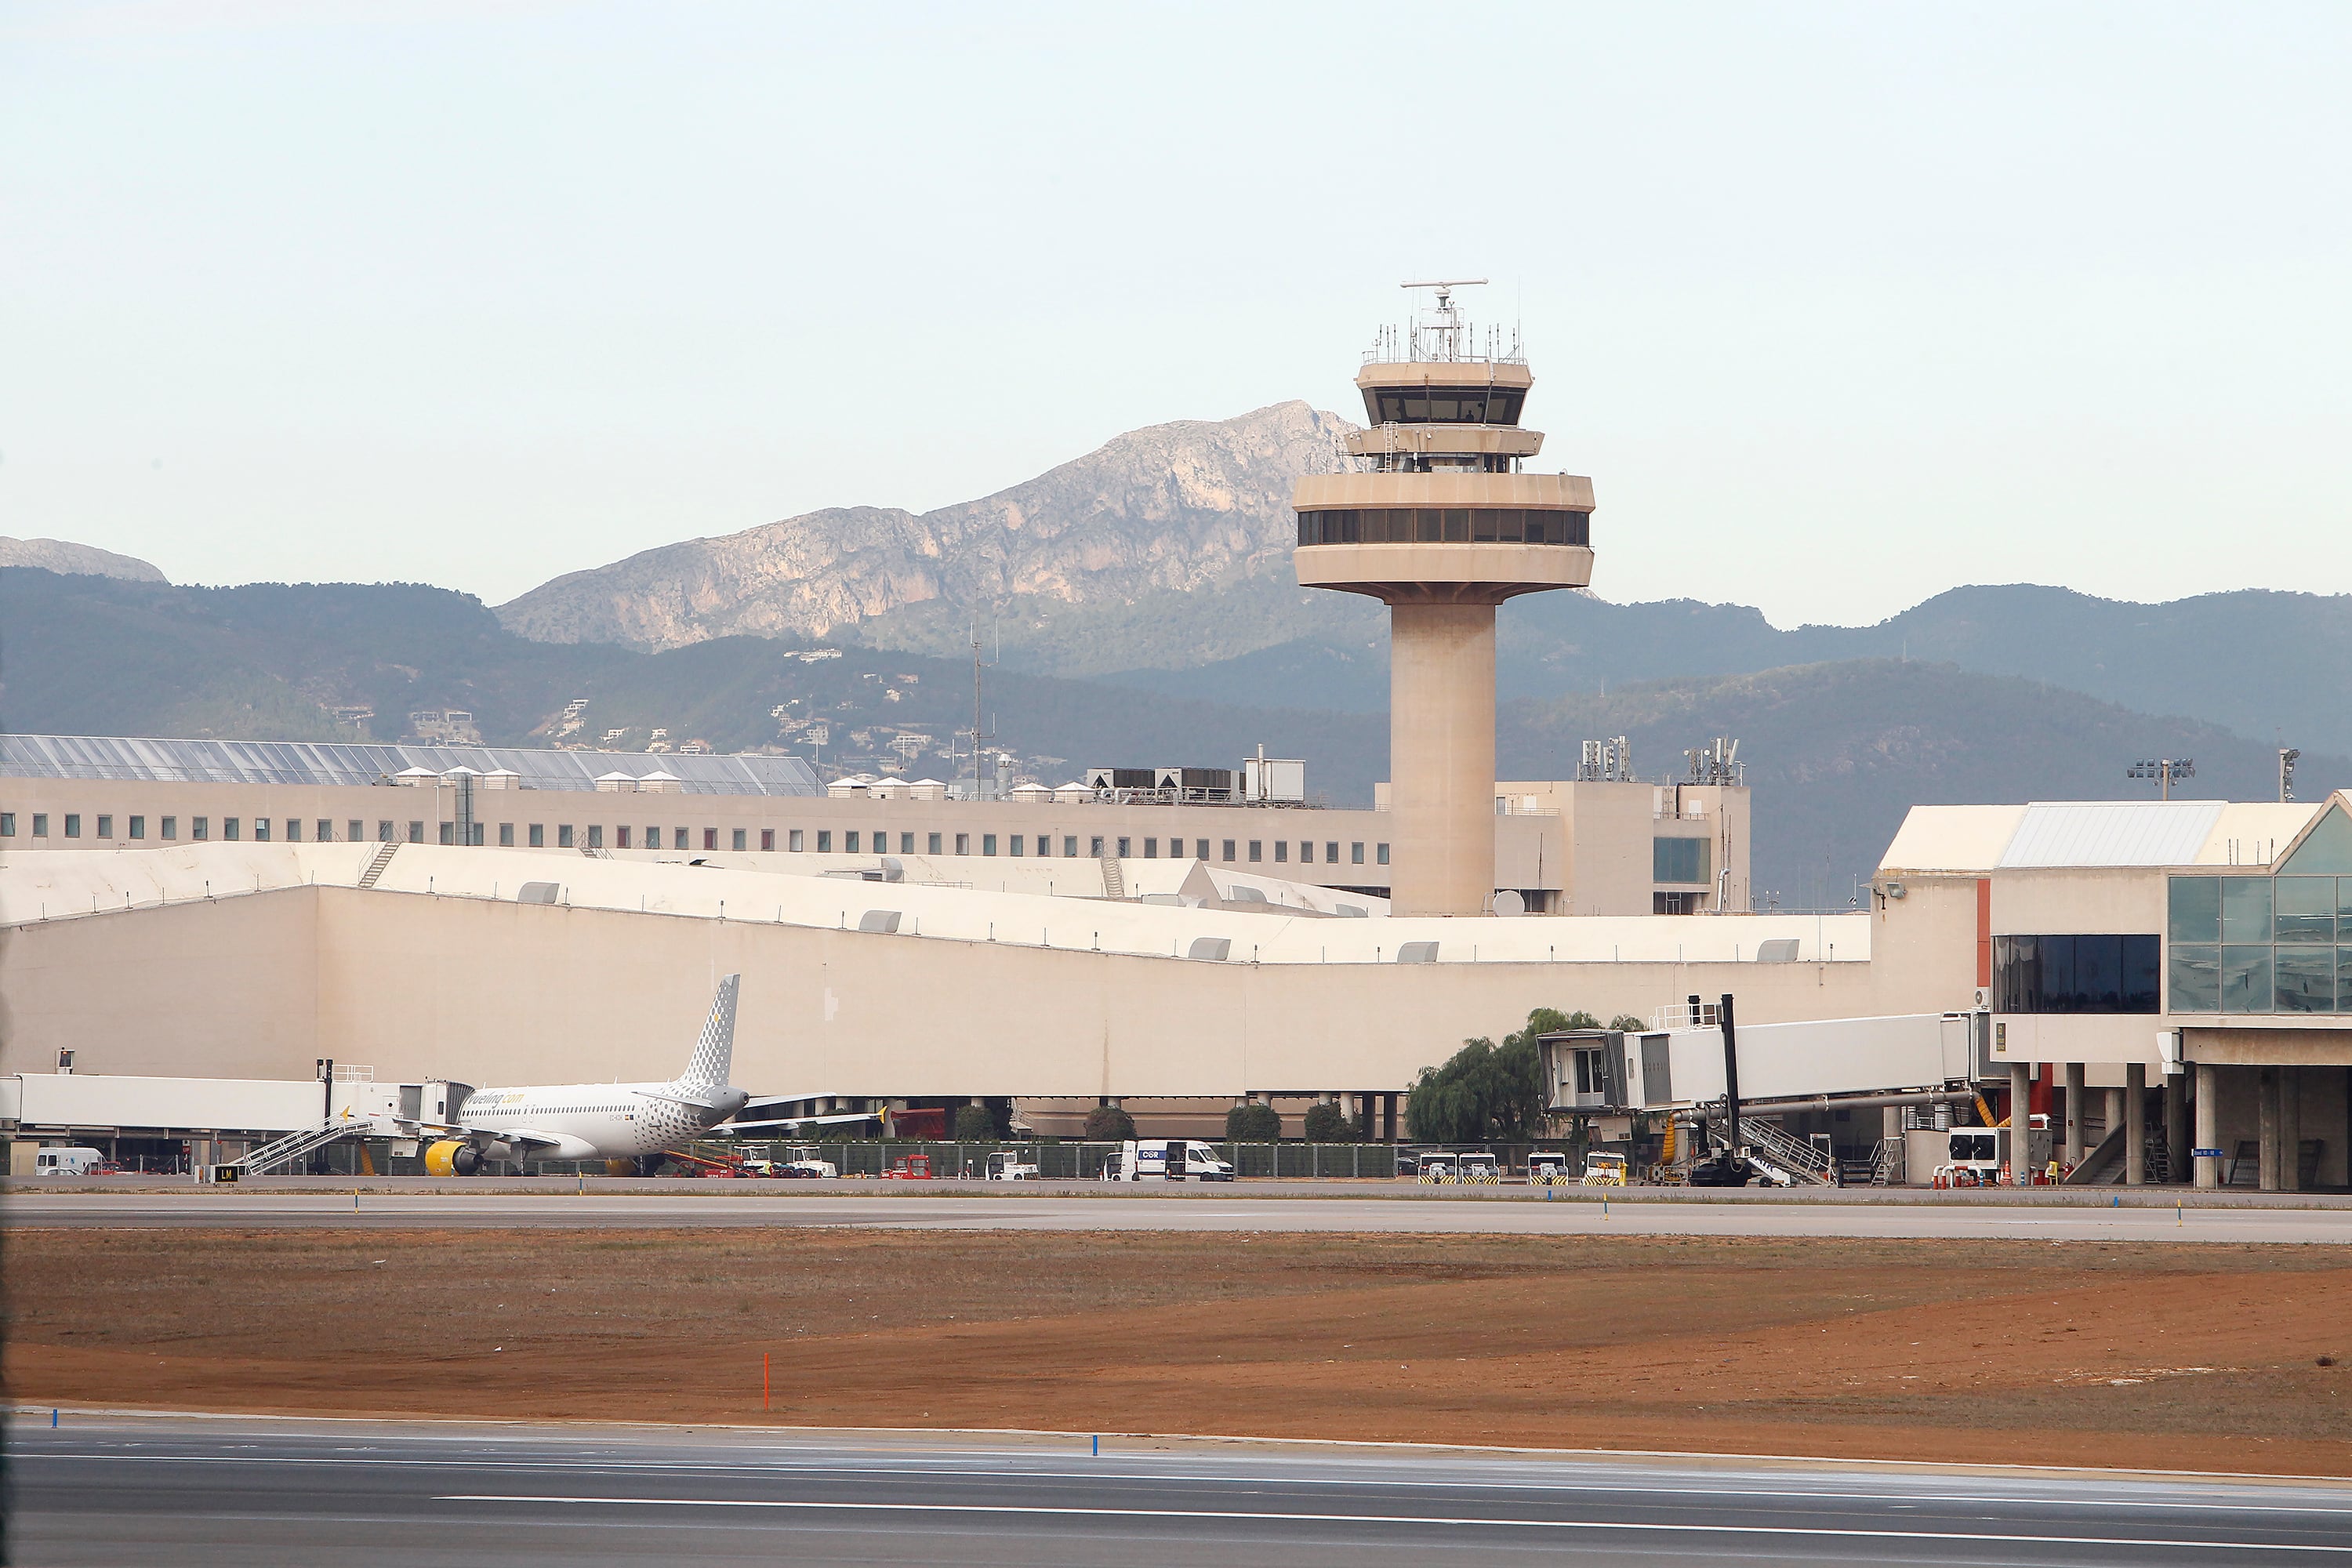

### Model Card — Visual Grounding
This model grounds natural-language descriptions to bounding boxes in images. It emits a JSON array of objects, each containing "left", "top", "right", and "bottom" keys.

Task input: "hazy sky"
[{"left": 3, "top": 2, "right": 2347, "bottom": 626}]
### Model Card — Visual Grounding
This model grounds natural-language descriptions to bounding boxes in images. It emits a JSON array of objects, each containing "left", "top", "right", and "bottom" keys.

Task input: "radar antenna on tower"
[{"left": 1399, "top": 278, "right": 1489, "bottom": 362}]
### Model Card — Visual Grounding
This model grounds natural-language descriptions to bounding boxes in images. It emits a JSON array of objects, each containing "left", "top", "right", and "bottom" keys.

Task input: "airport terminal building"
[
  {"left": 4, "top": 742, "right": 2348, "bottom": 1191},
  {"left": 5, "top": 312, "right": 2346, "bottom": 1192}
]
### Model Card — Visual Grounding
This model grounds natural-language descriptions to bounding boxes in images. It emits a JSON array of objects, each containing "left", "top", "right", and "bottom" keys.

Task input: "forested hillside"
[{"left": 10, "top": 568, "right": 2341, "bottom": 899}]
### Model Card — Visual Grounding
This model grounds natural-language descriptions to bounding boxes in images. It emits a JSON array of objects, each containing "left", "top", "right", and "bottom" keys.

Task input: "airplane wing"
[
  {"left": 415, "top": 1122, "right": 597, "bottom": 1158},
  {"left": 710, "top": 1112, "right": 879, "bottom": 1134}
]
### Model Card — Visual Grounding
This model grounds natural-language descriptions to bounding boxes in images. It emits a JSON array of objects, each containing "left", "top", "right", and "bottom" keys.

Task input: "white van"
[
  {"left": 1102, "top": 1139, "right": 1235, "bottom": 1182},
  {"left": 34, "top": 1146, "right": 110, "bottom": 1177}
]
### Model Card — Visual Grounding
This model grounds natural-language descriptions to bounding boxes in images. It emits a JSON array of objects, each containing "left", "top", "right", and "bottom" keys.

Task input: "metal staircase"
[
  {"left": 1733, "top": 1116, "right": 1837, "bottom": 1185},
  {"left": 234, "top": 1121, "right": 364, "bottom": 1176},
  {"left": 357, "top": 841, "right": 399, "bottom": 888},
  {"left": 1098, "top": 855, "right": 1126, "bottom": 899},
  {"left": 1867, "top": 1136, "right": 1905, "bottom": 1186}
]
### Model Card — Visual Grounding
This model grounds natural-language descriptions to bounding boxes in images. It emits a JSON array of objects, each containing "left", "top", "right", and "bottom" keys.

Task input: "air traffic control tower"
[{"left": 1294, "top": 281, "right": 1595, "bottom": 916}]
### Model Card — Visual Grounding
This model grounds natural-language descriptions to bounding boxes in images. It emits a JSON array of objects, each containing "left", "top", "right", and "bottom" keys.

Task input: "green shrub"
[
  {"left": 1082, "top": 1105, "right": 1137, "bottom": 1142},
  {"left": 1225, "top": 1102, "right": 1282, "bottom": 1142},
  {"left": 951, "top": 1104, "right": 996, "bottom": 1142},
  {"left": 1301, "top": 1102, "right": 1352, "bottom": 1142}
]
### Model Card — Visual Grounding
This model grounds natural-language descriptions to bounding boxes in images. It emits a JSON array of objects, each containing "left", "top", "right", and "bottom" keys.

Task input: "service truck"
[
  {"left": 984, "top": 1149, "right": 1040, "bottom": 1181},
  {"left": 33, "top": 1146, "right": 111, "bottom": 1177},
  {"left": 1101, "top": 1140, "right": 1234, "bottom": 1181}
]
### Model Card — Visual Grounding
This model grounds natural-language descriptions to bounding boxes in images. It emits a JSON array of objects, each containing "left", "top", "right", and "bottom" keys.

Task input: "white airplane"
[{"left": 423, "top": 974, "right": 751, "bottom": 1174}]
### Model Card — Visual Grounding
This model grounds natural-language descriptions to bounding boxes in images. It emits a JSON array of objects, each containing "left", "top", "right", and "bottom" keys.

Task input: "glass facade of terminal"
[
  {"left": 1296, "top": 508, "right": 1590, "bottom": 546},
  {"left": 2165, "top": 805, "right": 2352, "bottom": 1013}
]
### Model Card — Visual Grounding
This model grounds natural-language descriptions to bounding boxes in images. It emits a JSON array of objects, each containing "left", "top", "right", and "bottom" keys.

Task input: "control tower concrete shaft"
[{"left": 1293, "top": 284, "right": 1595, "bottom": 916}]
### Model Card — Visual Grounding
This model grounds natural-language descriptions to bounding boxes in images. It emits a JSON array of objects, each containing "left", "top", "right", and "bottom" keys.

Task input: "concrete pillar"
[
  {"left": 1382, "top": 1093, "right": 1398, "bottom": 1142},
  {"left": 2008, "top": 1062, "right": 2033, "bottom": 1185},
  {"left": 2279, "top": 1066, "right": 2301, "bottom": 1192},
  {"left": 2164, "top": 1072, "right": 2189, "bottom": 1184},
  {"left": 1386, "top": 601, "right": 1498, "bottom": 917},
  {"left": 2104, "top": 1087, "right": 2125, "bottom": 1149},
  {"left": 2125, "top": 1062, "right": 2147, "bottom": 1185},
  {"left": 2258, "top": 1066, "right": 2281, "bottom": 1192},
  {"left": 2194, "top": 1063, "right": 2220, "bottom": 1190},
  {"left": 2063, "top": 1062, "right": 2085, "bottom": 1167}
]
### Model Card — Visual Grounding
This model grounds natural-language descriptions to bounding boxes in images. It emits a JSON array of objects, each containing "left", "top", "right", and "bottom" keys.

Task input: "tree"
[
  {"left": 1406, "top": 1007, "right": 1601, "bottom": 1143},
  {"left": 1226, "top": 1102, "right": 1282, "bottom": 1142},
  {"left": 1609, "top": 1014, "right": 1646, "bottom": 1033},
  {"left": 1081, "top": 1104, "right": 1136, "bottom": 1142},
  {"left": 1301, "top": 1102, "right": 1352, "bottom": 1142},
  {"left": 951, "top": 1103, "right": 996, "bottom": 1142}
]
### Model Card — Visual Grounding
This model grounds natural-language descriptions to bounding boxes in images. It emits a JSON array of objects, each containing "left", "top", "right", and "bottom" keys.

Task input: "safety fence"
[{"left": 706, "top": 1140, "right": 1582, "bottom": 1181}]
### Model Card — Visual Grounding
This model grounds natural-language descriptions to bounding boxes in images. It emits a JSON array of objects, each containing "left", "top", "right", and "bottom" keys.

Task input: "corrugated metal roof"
[
  {"left": 1996, "top": 800, "right": 2227, "bottom": 868},
  {"left": 0, "top": 734, "right": 820, "bottom": 797}
]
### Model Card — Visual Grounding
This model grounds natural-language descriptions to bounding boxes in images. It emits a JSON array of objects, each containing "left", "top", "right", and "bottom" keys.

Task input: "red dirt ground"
[{"left": 9, "top": 1229, "right": 2351, "bottom": 1474}]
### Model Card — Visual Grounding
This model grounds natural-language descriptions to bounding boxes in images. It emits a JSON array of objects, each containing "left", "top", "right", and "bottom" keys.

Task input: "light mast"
[{"left": 1293, "top": 281, "right": 1595, "bottom": 916}]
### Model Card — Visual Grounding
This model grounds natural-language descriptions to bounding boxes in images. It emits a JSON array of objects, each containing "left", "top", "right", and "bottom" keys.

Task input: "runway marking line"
[
  {"left": 434, "top": 1494, "right": 2352, "bottom": 1552},
  {"left": 23, "top": 1451, "right": 2352, "bottom": 1517},
  {"left": 20, "top": 1406, "right": 2352, "bottom": 1488}
]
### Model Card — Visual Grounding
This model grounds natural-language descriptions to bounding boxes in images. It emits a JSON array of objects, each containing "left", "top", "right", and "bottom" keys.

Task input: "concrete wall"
[{"left": 2, "top": 879, "right": 1919, "bottom": 1102}]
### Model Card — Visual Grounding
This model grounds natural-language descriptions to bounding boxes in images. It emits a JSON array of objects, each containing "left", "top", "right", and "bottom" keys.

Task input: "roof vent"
[
  {"left": 516, "top": 881, "right": 561, "bottom": 905},
  {"left": 1755, "top": 938, "right": 1801, "bottom": 963},
  {"left": 1396, "top": 941, "right": 1439, "bottom": 964},
  {"left": 858, "top": 909, "right": 902, "bottom": 935},
  {"left": 1187, "top": 937, "right": 1232, "bottom": 962}
]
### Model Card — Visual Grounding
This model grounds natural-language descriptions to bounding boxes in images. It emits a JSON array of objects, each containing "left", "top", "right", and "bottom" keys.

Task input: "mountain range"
[
  {"left": 5, "top": 568, "right": 2340, "bottom": 902},
  {"left": 6, "top": 399, "right": 2344, "bottom": 898}
]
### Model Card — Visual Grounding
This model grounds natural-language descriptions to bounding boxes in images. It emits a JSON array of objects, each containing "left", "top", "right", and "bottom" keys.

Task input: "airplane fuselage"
[{"left": 452, "top": 1080, "right": 746, "bottom": 1161}]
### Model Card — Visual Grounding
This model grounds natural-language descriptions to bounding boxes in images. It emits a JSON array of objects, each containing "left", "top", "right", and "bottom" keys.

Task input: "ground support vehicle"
[
  {"left": 1100, "top": 1140, "right": 1235, "bottom": 1181},
  {"left": 1580, "top": 1152, "right": 1629, "bottom": 1187},
  {"left": 1456, "top": 1152, "right": 1501, "bottom": 1185},
  {"left": 33, "top": 1147, "right": 112, "bottom": 1177},
  {"left": 884, "top": 1153, "right": 935, "bottom": 1180},
  {"left": 1527, "top": 1151, "right": 1571, "bottom": 1185},
  {"left": 661, "top": 1148, "right": 753, "bottom": 1178},
  {"left": 983, "top": 1150, "right": 1040, "bottom": 1181},
  {"left": 776, "top": 1145, "right": 838, "bottom": 1178},
  {"left": 1411, "top": 1151, "right": 1458, "bottom": 1184}
]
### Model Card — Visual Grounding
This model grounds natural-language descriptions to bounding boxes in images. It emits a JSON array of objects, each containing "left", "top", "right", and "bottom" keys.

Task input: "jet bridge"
[{"left": 1538, "top": 1011, "right": 1992, "bottom": 1119}]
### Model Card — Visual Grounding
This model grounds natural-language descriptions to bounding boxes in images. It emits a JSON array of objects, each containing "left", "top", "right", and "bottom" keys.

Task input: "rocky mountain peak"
[
  {"left": 495, "top": 401, "right": 1356, "bottom": 649},
  {"left": 0, "top": 537, "right": 169, "bottom": 584}
]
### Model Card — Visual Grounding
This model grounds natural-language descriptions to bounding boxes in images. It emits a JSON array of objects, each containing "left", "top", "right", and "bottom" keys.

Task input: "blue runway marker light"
[
  {"left": 52, "top": 1409, "right": 59, "bottom": 1428},
  {"left": 1091, "top": 1435, "right": 1099, "bottom": 1457}
]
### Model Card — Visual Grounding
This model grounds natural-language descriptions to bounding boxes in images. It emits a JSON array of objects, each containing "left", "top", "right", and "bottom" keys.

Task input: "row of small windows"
[
  {"left": 1295, "top": 508, "right": 1590, "bottom": 547},
  {"left": 0, "top": 811, "right": 1391, "bottom": 868},
  {"left": 1365, "top": 387, "right": 1526, "bottom": 426}
]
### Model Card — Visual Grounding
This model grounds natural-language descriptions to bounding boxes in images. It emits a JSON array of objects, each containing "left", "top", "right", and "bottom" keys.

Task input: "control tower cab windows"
[
  {"left": 1296, "top": 509, "right": 1589, "bottom": 547},
  {"left": 1367, "top": 387, "right": 1524, "bottom": 426}
]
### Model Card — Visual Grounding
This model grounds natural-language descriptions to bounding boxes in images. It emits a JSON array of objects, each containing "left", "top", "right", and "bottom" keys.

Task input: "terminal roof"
[
  {"left": 1880, "top": 797, "right": 2337, "bottom": 873},
  {"left": 0, "top": 733, "right": 822, "bottom": 797}
]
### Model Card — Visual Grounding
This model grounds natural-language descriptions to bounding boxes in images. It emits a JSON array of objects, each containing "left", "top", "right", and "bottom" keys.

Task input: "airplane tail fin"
[{"left": 678, "top": 973, "right": 741, "bottom": 1091}]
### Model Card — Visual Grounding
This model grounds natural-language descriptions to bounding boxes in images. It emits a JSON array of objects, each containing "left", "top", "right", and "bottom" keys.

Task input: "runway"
[
  {"left": 10, "top": 1189, "right": 2352, "bottom": 1241},
  {"left": 13, "top": 1412, "right": 2352, "bottom": 1565}
]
